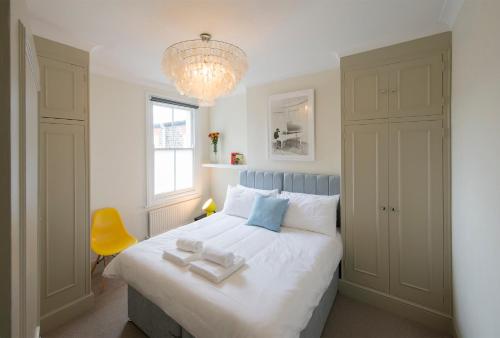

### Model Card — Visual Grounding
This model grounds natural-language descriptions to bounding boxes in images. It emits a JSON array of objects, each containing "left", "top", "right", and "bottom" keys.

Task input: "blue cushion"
[{"left": 246, "top": 195, "right": 289, "bottom": 232}]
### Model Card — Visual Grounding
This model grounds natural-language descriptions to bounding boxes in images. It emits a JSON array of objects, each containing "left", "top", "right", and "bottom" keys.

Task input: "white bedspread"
[{"left": 103, "top": 212, "right": 343, "bottom": 338}]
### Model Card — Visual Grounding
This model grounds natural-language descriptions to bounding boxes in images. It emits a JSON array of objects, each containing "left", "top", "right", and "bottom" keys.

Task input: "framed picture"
[{"left": 268, "top": 89, "right": 315, "bottom": 161}]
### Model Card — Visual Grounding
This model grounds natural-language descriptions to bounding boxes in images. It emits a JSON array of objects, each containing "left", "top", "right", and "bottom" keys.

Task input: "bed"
[{"left": 103, "top": 170, "right": 342, "bottom": 338}]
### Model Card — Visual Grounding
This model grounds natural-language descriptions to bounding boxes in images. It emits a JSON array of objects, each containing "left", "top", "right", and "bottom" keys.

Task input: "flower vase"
[{"left": 210, "top": 140, "right": 221, "bottom": 163}]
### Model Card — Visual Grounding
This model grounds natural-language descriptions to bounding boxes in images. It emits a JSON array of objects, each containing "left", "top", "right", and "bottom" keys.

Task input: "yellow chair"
[{"left": 91, "top": 207, "right": 138, "bottom": 274}]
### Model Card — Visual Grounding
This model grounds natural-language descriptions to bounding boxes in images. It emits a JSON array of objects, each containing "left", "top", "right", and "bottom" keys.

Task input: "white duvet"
[{"left": 103, "top": 212, "right": 343, "bottom": 338}]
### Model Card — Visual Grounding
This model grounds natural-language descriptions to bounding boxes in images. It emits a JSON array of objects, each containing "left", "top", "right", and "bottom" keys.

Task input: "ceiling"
[{"left": 27, "top": 0, "right": 463, "bottom": 89}]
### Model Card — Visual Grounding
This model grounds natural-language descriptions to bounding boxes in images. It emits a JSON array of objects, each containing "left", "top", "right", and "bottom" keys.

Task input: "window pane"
[
  {"left": 154, "top": 149, "right": 174, "bottom": 195},
  {"left": 169, "top": 109, "right": 192, "bottom": 148},
  {"left": 152, "top": 104, "right": 173, "bottom": 149},
  {"left": 175, "top": 149, "right": 193, "bottom": 190}
]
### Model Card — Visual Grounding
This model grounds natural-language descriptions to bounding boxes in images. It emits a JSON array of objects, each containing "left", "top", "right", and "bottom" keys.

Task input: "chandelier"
[{"left": 162, "top": 33, "right": 248, "bottom": 107}]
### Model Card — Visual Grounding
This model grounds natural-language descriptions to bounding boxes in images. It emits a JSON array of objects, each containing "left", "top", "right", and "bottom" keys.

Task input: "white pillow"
[
  {"left": 236, "top": 184, "right": 280, "bottom": 197},
  {"left": 236, "top": 184, "right": 279, "bottom": 195},
  {"left": 222, "top": 185, "right": 279, "bottom": 219},
  {"left": 280, "top": 191, "right": 339, "bottom": 236}
]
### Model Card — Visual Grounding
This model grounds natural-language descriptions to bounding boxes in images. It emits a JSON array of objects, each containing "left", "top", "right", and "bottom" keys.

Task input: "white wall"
[
  {"left": 208, "top": 69, "right": 341, "bottom": 208},
  {"left": 209, "top": 93, "right": 247, "bottom": 165},
  {"left": 246, "top": 70, "right": 341, "bottom": 173},
  {"left": 208, "top": 93, "right": 247, "bottom": 207},
  {"left": 90, "top": 74, "right": 210, "bottom": 240},
  {"left": 452, "top": 1, "right": 500, "bottom": 337}
]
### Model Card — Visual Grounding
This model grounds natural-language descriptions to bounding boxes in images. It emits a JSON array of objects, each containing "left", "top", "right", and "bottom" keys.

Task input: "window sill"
[{"left": 146, "top": 191, "right": 201, "bottom": 211}]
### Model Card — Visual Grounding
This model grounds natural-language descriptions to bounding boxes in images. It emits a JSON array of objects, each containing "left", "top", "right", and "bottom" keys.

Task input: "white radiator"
[{"left": 148, "top": 198, "right": 201, "bottom": 237}]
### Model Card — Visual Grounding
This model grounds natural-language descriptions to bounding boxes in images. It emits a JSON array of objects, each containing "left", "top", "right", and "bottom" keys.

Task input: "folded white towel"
[
  {"left": 176, "top": 237, "right": 203, "bottom": 253},
  {"left": 189, "top": 256, "right": 245, "bottom": 283},
  {"left": 202, "top": 245, "right": 235, "bottom": 268},
  {"left": 163, "top": 249, "right": 200, "bottom": 266}
]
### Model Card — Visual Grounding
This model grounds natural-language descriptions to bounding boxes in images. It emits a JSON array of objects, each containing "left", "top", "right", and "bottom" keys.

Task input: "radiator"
[{"left": 148, "top": 198, "right": 201, "bottom": 237}]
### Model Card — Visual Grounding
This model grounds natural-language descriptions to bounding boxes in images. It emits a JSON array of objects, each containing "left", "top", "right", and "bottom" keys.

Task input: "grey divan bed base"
[
  {"left": 128, "top": 170, "right": 341, "bottom": 338},
  {"left": 128, "top": 267, "right": 339, "bottom": 338}
]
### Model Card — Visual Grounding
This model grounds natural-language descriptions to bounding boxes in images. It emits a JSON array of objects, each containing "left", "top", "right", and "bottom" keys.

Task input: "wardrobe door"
[
  {"left": 344, "top": 67, "right": 389, "bottom": 121},
  {"left": 388, "top": 120, "right": 444, "bottom": 311},
  {"left": 344, "top": 123, "right": 390, "bottom": 292},
  {"left": 388, "top": 54, "right": 443, "bottom": 117},
  {"left": 39, "top": 56, "right": 86, "bottom": 121},
  {"left": 39, "top": 122, "right": 87, "bottom": 317}
]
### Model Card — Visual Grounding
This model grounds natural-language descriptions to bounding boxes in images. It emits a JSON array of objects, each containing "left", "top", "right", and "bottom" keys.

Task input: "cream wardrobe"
[
  {"left": 340, "top": 32, "right": 451, "bottom": 331},
  {"left": 35, "top": 36, "right": 93, "bottom": 333}
]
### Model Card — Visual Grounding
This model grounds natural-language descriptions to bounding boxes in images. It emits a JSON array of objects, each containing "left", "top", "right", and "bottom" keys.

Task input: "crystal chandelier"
[{"left": 162, "top": 33, "right": 248, "bottom": 107}]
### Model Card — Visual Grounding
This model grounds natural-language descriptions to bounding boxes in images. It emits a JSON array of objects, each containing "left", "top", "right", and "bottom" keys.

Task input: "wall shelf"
[{"left": 202, "top": 163, "right": 248, "bottom": 170}]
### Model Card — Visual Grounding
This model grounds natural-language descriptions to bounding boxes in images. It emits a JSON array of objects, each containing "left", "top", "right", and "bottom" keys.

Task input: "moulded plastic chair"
[{"left": 91, "top": 207, "right": 138, "bottom": 274}]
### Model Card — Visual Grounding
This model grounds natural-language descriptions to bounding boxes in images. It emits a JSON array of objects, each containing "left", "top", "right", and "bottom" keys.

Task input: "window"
[{"left": 147, "top": 96, "right": 198, "bottom": 206}]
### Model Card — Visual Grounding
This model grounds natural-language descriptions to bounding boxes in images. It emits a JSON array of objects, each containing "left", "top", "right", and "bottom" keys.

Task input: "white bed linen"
[{"left": 103, "top": 212, "right": 343, "bottom": 338}]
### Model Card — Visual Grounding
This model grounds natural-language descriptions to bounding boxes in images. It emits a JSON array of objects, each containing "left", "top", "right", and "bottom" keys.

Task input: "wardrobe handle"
[
  {"left": 380, "top": 206, "right": 387, "bottom": 211},
  {"left": 391, "top": 89, "right": 398, "bottom": 93},
  {"left": 391, "top": 207, "right": 399, "bottom": 212},
  {"left": 380, "top": 89, "right": 387, "bottom": 94}
]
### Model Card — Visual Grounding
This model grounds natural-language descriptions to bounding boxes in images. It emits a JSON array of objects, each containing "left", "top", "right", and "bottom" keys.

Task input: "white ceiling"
[{"left": 27, "top": 0, "right": 462, "bottom": 89}]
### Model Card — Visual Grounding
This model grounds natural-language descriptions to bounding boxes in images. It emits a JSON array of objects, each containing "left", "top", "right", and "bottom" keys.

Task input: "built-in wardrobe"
[
  {"left": 340, "top": 32, "right": 451, "bottom": 332},
  {"left": 34, "top": 36, "right": 93, "bottom": 333}
]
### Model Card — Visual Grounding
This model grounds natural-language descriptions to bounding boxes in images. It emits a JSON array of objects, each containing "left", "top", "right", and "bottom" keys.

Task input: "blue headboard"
[
  {"left": 239, "top": 170, "right": 341, "bottom": 226},
  {"left": 239, "top": 170, "right": 340, "bottom": 196}
]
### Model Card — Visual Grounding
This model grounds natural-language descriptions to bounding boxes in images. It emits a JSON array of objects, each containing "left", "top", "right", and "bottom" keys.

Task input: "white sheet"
[{"left": 103, "top": 212, "right": 343, "bottom": 338}]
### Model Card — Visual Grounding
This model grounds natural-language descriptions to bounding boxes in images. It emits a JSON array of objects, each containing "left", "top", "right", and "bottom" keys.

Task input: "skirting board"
[
  {"left": 40, "top": 293, "right": 94, "bottom": 334},
  {"left": 338, "top": 280, "right": 454, "bottom": 335}
]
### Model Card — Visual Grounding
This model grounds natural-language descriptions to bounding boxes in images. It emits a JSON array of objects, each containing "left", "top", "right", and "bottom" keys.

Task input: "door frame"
[{"left": 18, "top": 20, "right": 41, "bottom": 338}]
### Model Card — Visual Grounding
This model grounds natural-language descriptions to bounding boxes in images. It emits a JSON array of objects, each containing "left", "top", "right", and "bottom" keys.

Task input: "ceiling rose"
[{"left": 162, "top": 33, "right": 248, "bottom": 107}]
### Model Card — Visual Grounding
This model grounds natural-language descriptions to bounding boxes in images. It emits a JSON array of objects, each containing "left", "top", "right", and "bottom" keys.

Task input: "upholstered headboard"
[
  {"left": 239, "top": 170, "right": 341, "bottom": 226},
  {"left": 239, "top": 170, "right": 340, "bottom": 196}
]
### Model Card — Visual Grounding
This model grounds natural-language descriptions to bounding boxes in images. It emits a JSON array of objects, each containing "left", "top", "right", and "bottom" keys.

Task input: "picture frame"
[{"left": 267, "top": 89, "right": 315, "bottom": 161}]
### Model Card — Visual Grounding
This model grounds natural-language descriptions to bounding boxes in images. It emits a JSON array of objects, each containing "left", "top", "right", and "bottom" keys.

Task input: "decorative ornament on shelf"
[
  {"left": 208, "top": 132, "right": 221, "bottom": 163},
  {"left": 162, "top": 33, "right": 248, "bottom": 107},
  {"left": 231, "top": 152, "right": 245, "bottom": 165}
]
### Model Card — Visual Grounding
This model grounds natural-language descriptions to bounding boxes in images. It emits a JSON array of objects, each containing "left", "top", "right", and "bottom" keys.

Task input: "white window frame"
[{"left": 146, "top": 93, "right": 200, "bottom": 208}]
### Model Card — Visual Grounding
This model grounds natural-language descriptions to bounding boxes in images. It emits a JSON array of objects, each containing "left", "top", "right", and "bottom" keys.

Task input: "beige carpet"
[{"left": 44, "top": 275, "right": 451, "bottom": 338}]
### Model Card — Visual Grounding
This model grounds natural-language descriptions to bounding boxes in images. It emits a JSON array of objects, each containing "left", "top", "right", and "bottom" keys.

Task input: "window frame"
[{"left": 146, "top": 93, "right": 199, "bottom": 208}]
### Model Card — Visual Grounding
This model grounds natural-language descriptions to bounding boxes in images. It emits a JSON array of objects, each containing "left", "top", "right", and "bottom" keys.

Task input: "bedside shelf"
[{"left": 202, "top": 163, "right": 248, "bottom": 170}]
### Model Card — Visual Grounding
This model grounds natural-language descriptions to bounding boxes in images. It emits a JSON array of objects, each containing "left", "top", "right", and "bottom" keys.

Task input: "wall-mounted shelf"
[{"left": 202, "top": 163, "right": 248, "bottom": 170}]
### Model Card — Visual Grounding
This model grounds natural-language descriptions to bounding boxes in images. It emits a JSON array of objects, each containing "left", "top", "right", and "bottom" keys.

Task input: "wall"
[
  {"left": 90, "top": 74, "right": 210, "bottom": 240},
  {"left": 246, "top": 70, "right": 341, "bottom": 173},
  {"left": 208, "top": 93, "right": 247, "bottom": 207},
  {"left": 452, "top": 1, "right": 500, "bottom": 337},
  {"left": 0, "top": 1, "right": 11, "bottom": 336},
  {"left": 208, "top": 69, "right": 341, "bottom": 208}
]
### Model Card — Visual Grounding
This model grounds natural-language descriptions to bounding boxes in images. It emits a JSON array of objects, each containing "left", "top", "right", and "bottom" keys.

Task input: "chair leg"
[{"left": 91, "top": 255, "right": 101, "bottom": 275}]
